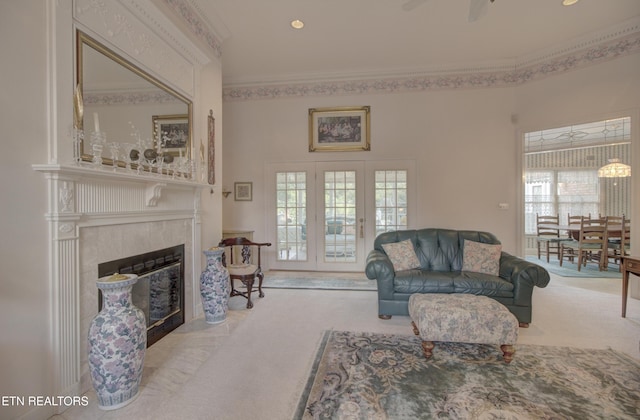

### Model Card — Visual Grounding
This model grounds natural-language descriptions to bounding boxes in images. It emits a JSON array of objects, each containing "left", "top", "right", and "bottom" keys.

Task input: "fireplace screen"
[{"left": 98, "top": 245, "right": 185, "bottom": 347}]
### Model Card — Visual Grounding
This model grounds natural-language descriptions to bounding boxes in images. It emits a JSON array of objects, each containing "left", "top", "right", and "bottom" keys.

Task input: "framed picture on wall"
[
  {"left": 234, "top": 182, "right": 252, "bottom": 201},
  {"left": 153, "top": 114, "right": 189, "bottom": 157},
  {"left": 308, "top": 106, "right": 370, "bottom": 152}
]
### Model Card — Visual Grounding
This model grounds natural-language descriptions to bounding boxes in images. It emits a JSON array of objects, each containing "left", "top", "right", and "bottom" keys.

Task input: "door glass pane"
[
  {"left": 276, "top": 172, "right": 306, "bottom": 261},
  {"left": 374, "top": 170, "right": 408, "bottom": 236},
  {"left": 324, "top": 170, "right": 356, "bottom": 262}
]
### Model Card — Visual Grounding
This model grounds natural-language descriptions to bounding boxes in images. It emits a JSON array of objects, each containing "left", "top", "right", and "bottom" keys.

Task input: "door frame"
[{"left": 265, "top": 159, "right": 417, "bottom": 271}]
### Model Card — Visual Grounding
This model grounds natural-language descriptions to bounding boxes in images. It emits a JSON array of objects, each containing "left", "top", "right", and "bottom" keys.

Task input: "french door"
[
  {"left": 266, "top": 160, "right": 414, "bottom": 271},
  {"left": 315, "top": 162, "right": 365, "bottom": 271}
]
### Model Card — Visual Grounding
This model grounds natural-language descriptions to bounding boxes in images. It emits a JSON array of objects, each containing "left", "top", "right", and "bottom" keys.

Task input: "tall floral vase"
[
  {"left": 88, "top": 274, "right": 147, "bottom": 410},
  {"left": 200, "top": 247, "right": 230, "bottom": 324}
]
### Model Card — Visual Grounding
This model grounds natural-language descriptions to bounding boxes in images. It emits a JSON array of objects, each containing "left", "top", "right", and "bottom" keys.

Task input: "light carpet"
[
  {"left": 295, "top": 330, "right": 640, "bottom": 419},
  {"left": 526, "top": 256, "right": 622, "bottom": 278},
  {"left": 52, "top": 275, "right": 640, "bottom": 420}
]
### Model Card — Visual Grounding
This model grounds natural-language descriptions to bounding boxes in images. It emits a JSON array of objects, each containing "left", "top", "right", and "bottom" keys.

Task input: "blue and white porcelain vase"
[
  {"left": 88, "top": 273, "right": 147, "bottom": 410},
  {"left": 200, "top": 247, "right": 230, "bottom": 324}
]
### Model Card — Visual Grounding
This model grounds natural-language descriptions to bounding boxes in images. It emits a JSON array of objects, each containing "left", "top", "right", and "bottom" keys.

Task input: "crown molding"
[
  {"left": 160, "top": 0, "right": 223, "bottom": 59},
  {"left": 121, "top": 0, "right": 211, "bottom": 66},
  {"left": 518, "top": 16, "right": 640, "bottom": 69},
  {"left": 222, "top": 16, "right": 640, "bottom": 101}
]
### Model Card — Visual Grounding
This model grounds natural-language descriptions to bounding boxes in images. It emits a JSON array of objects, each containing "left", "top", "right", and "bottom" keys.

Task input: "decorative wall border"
[
  {"left": 83, "top": 89, "right": 182, "bottom": 106},
  {"left": 222, "top": 25, "right": 640, "bottom": 102}
]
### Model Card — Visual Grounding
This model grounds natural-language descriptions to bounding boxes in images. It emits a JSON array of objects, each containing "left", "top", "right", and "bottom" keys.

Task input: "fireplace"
[
  {"left": 34, "top": 163, "right": 206, "bottom": 402},
  {"left": 98, "top": 245, "right": 185, "bottom": 347}
]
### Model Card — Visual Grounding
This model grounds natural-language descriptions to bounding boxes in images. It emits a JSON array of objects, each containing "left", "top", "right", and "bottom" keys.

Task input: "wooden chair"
[
  {"left": 567, "top": 214, "right": 587, "bottom": 239},
  {"left": 607, "top": 217, "right": 631, "bottom": 271},
  {"left": 535, "top": 214, "right": 568, "bottom": 262},
  {"left": 559, "top": 218, "right": 608, "bottom": 271},
  {"left": 218, "top": 237, "right": 272, "bottom": 309}
]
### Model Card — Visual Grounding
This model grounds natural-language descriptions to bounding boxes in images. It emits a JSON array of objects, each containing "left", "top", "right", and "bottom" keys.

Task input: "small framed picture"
[
  {"left": 234, "top": 182, "right": 252, "bottom": 201},
  {"left": 309, "top": 106, "right": 371, "bottom": 152},
  {"left": 153, "top": 114, "right": 189, "bottom": 157}
]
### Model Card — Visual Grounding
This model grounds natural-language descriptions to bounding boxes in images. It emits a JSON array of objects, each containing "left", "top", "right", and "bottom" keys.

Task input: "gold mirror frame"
[{"left": 76, "top": 30, "right": 192, "bottom": 171}]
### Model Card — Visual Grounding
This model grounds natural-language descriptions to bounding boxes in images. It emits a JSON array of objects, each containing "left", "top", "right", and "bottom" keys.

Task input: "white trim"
[
  {"left": 265, "top": 159, "right": 417, "bottom": 272},
  {"left": 33, "top": 163, "right": 207, "bottom": 404}
]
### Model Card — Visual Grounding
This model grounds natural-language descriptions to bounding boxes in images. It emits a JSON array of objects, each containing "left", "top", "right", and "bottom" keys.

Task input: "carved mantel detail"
[{"left": 146, "top": 182, "right": 167, "bottom": 207}]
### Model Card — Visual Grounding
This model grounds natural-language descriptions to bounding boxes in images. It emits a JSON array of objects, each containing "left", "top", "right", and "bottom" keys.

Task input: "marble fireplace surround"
[{"left": 33, "top": 164, "right": 206, "bottom": 399}]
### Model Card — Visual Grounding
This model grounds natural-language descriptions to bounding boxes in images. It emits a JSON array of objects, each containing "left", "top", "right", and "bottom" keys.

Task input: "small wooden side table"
[{"left": 621, "top": 255, "right": 640, "bottom": 318}]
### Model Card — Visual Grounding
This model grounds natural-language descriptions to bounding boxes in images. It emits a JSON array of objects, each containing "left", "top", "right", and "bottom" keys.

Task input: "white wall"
[
  {"left": 222, "top": 87, "right": 518, "bottom": 259},
  {"left": 0, "top": 1, "right": 53, "bottom": 419},
  {"left": 222, "top": 56, "right": 640, "bottom": 268}
]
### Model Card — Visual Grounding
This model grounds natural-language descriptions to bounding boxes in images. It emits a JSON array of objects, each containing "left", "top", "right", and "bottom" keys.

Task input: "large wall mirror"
[{"left": 76, "top": 30, "right": 192, "bottom": 173}]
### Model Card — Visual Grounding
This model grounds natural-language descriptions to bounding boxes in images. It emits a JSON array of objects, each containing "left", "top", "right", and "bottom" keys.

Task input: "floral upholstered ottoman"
[{"left": 408, "top": 293, "right": 519, "bottom": 363}]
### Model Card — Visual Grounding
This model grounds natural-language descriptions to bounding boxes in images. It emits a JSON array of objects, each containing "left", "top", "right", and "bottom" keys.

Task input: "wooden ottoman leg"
[
  {"left": 501, "top": 344, "right": 515, "bottom": 364},
  {"left": 411, "top": 321, "right": 419, "bottom": 336},
  {"left": 421, "top": 340, "right": 435, "bottom": 360}
]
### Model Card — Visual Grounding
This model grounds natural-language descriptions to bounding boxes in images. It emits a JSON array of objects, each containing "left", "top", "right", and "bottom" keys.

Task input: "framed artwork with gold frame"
[{"left": 308, "top": 106, "right": 370, "bottom": 152}]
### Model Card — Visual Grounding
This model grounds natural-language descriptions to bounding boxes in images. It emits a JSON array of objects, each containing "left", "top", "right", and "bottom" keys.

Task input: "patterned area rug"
[
  {"left": 294, "top": 331, "right": 640, "bottom": 419},
  {"left": 525, "top": 256, "right": 622, "bottom": 278}
]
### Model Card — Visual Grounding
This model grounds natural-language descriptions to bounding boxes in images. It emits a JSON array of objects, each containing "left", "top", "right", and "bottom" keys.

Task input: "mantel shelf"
[{"left": 33, "top": 163, "right": 212, "bottom": 191}]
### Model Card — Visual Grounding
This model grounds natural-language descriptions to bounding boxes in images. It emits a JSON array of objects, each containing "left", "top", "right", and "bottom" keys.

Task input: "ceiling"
[{"left": 190, "top": 0, "right": 640, "bottom": 86}]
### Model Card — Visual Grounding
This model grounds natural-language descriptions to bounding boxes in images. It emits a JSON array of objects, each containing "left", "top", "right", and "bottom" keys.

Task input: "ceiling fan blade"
[
  {"left": 468, "top": 0, "right": 489, "bottom": 22},
  {"left": 402, "top": 0, "right": 428, "bottom": 12}
]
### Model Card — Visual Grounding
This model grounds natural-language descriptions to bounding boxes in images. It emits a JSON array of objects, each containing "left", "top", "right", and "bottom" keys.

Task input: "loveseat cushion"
[
  {"left": 394, "top": 271, "right": 455, "bottom": 294},
  {"left": 393, "top": 270, "right": 514, "bottom": 297},
  {"left": 453, "top": 272, "right": 514, "bottom": 297}
]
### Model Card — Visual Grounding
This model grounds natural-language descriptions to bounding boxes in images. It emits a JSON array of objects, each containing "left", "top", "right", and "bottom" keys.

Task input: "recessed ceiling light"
[
  {"left": 562, "top": 0, "right": 579, "bottom": 6},
  {"left": 290, "top": 19, "right": 304, "bottom": 29}
]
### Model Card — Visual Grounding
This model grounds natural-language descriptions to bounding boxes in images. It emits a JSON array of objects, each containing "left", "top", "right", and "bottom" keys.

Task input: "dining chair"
[
  {"left": 535, "top": 214, "right": 568, "bottom": 262},
  {"left": 607, "top": 217, "right": 631, "bottom": 271},
  {"left": 559, "top": 218, "right": 608, "bottom": 271},
  {"left": 567, "top": 214, "right": 588, "bottom": 239},
  {"left": 218, "top": 237, "right": 272, "bottom": 309}
]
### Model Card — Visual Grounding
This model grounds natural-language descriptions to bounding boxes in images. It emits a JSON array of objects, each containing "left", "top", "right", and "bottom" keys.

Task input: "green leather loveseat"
[{"left": 365, "top": 228, "right": 550, "bottom": 326}]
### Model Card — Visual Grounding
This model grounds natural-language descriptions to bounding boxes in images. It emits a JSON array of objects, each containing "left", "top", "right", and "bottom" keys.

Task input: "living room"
[{"left": 1, "top": 1, "right": 639, "bottom": 419}]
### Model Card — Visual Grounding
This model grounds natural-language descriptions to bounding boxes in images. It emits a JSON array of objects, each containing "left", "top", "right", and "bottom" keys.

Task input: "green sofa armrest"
[
  {"left": 365, "top": 250, "right": 395, "bottom": 299},
  {"left": 499, "top": 252, "right": 550, "bottom": 306}
]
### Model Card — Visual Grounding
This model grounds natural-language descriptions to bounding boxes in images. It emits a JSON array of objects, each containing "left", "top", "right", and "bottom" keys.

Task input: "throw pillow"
[
  {"left": 462, "top": 239, "right": 502, "bottom": 276},
  {"left": 382, "top": 239, "right": 421, "bottom": 271}
]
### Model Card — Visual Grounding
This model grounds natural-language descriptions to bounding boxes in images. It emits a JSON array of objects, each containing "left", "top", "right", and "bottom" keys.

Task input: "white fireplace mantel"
[
  {"left": 34, "top": 163, "right": 212, "bottom": 208},
  {"left": 33, "top": 163, "right": 209, "bottom": 399}
]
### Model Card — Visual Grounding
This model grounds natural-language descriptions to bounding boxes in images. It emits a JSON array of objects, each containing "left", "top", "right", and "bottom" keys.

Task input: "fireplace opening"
[{"left": 98, "top": 245, "right": 185, "bottom": 347}]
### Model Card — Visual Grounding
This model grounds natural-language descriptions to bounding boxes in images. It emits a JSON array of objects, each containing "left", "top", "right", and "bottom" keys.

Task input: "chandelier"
[{"left": 598, "top": 158, "right": 631, "bottom": 178}]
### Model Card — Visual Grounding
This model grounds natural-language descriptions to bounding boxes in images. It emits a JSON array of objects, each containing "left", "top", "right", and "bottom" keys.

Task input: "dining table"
[
  {"left": 538, "top": 222, "right": 628, "bottom": 270},
  {"left": 538, "top": 223, "right": 625, "bottom": 240},
  {"left": 621, "top": 256, "right": 640, "bottom": 317}
]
